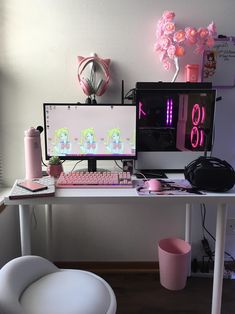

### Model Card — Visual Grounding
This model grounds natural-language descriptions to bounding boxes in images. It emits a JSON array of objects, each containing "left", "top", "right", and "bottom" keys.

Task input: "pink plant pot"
[{"left": 47, "top": 164, "right": 63, "bottom": 178}]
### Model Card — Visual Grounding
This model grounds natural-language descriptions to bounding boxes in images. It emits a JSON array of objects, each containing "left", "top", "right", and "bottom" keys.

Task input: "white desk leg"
[
  {"left": 185, "top": 203, "right": 192, "bottom": 243},
  {"left": 45, "top": 204, "right": 53, "bottom": 260},
  {"left": 185, "top": 203, "right": 192, "bottom": 276},
  {"left": 211, "top": 203, "right": 228, "bottom": 314},
  {"left": 19, "top": 205, "right": 31, "bottom": 255}
]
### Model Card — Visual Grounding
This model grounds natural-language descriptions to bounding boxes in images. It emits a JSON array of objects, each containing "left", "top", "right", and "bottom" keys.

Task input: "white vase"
[{"left": 171, "top": 56, "right": 180, "bottom": 82}]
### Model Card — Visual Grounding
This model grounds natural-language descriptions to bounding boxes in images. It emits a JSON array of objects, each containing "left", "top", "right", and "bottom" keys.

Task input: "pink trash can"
[{"left": 158, "top": 238, "right": 191, "bottom": 291}]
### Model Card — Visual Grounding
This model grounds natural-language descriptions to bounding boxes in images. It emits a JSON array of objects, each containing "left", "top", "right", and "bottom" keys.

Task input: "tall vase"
[{"left": 171, "top": 57, "right": 179, "bottom": 82}]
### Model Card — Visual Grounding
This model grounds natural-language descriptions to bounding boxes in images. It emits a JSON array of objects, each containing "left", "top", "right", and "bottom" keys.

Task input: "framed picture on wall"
[{"left": 202, "top": 37, "right": 235, "bottom": 87}]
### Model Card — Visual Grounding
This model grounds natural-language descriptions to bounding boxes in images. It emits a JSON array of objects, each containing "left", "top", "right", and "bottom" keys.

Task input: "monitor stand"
[
  {"left": 135, "top": 169, "right": 168, "bottom": 179},
  {"left": 88, "top": 159, "right": 97, "bottom": 172},
  {"left": 86, "top": 160, "right": 110, "bottom": 173}
]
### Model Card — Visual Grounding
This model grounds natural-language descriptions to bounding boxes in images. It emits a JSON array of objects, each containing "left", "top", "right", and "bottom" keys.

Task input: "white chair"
[{"left": 0, "top": 255, "right": 117, "bottom": 314}]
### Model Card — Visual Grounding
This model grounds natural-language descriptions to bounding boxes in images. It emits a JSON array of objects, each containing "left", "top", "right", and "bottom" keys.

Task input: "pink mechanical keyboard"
[{"left": 56, "top": 171, "right": 132, "bottom": 188}]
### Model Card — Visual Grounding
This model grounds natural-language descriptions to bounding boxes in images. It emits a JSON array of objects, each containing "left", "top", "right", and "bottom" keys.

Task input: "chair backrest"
[{"left": 0, "top": 255, "right": 58, "bottom": 314}]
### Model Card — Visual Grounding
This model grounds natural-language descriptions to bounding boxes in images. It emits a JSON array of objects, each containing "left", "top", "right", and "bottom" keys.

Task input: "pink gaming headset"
[{"left": 77, "top": 55, "right": 110, "bottom": 97}]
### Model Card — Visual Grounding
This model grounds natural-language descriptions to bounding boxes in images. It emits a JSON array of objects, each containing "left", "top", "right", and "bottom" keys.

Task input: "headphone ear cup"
[
  {"left": 80, "top": 78, "right": 94, "bottom": 96},
  {"left": 95, "top": 79, "right": 104, "bottom": 96},
  {"left": 95, "top": 79, "right": 108, "bottom": 96}
]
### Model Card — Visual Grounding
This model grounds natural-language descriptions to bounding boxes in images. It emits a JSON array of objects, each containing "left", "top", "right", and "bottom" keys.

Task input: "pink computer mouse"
[{"left": 147, "top": 179, "right": 162, "bottom": 192}]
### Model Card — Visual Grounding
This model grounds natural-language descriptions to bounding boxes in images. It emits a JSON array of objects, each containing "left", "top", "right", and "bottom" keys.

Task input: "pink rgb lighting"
[
  {"left": 199, "top": 130, "right": 205, "bottom": 147},
  {"left": 139, "top": 101, "right": 147, "bottom": 119},
  {"left": 166, "top": 98, "right": 173, "bottom": 126},
  {"left": 190, "top": 103, "right": 206, "bottom": 148},
  {"left": 192, "top": 103, "right": 201, "bottom": 126},
  {"left": 201, "top": 106, "right": 206, "bottom": 124}
]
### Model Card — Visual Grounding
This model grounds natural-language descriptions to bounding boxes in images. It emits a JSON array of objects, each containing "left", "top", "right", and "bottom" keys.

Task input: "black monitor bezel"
[{"left": 43, "top": 103, "right": 138, "bottom": 162}]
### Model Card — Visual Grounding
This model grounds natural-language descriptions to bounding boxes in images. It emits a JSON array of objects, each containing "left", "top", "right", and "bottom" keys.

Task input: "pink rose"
[
  {"left": 159, "top": 50, "right": 167, "bottom": 62},
  {"left": 173, "top": 29, "right": 186, "bottom": 43},
  {"left": 163, "top": 59, "right": 171, "bottom": 70},
  {"left": 159, "top": 36, "right": 172, "bottom": 50},
  {"left": 154, "top": 10, "right": 217, "bottom": 72},
  {"left": 185, "top": 27, "right": 198, "bottom": 44},
  {"left": 164, "top": 22, "right": 175, "bottom": 35},
  {"left": 198, "top": 27, "right": 209, "bottom": 39},
  {"left": 206, "top": 36, "right": 215, "bottom": 48},
  {"left": 175, "top": 45, "right": 185, "bottom": 57},
  {"left": 167, "top": 45, "right": 176, "bottom": 59},
  {"left": 153, "top": 43, "right": 160, "bottom": 52},
  {"left": 156, "top": 27, "right": 163, "bottom": 40},
  {"left": 157, "top": 19, "right": 164, "bottom": 32},
  {"left": 154, "top": 42, "right": 160, "bottom": 52},
  {"left": 194, "top": 44, "right": 205, "bottom": 54},
  {"left": 162, "top": 11, "right": 175, "bottom": 21}
]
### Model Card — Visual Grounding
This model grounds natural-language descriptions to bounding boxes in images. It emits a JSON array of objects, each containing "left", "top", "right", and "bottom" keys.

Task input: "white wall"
[{"left": 1, "top": 0, "right": 235, "bottom": 262}]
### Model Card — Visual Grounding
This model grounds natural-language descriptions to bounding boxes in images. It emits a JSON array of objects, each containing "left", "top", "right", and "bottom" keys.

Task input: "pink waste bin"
[{"left": 158, "top": 238, "right": 191, "bottom": 291}]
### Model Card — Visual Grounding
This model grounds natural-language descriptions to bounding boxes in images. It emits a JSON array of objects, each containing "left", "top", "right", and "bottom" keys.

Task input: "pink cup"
[{"left": 185, "top": 64, "right": 199, "bottom": 82}]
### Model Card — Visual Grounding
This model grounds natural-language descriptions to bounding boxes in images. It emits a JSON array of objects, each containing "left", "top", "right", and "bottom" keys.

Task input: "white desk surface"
[
  {"left": 2, "top": 172, "right": 235, "bottom": 206},
  {"left": 3, "top": 185, "right": 235, "bottom": 206},
  {"left": 0, "top": 188, "right": 11, "bottom": 206}
]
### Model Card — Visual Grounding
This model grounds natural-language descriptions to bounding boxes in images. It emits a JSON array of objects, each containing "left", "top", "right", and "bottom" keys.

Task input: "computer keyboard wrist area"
[{"left": 56, "top": 171, "right": 132, "bottom": 188}]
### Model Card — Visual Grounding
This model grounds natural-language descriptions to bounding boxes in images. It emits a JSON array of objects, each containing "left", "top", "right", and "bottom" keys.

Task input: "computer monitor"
[
  {"left": 135, "top": 82, "right": 216, "bottom": 172},
  {"left": 43, "top": 103, "right": 137, "bottom": 171}
]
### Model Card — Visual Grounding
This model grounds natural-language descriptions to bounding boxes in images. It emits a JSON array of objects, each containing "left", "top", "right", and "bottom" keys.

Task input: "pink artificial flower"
[
  {"left": 194, "top": 44, "right": 206, "bottom": 54},
  {"left": 158, "top": 35, "right": 172, "bottom": 50},
  {"left": 175, "top": 45, "right": 185, "bottom": 57},
  {"left": 159, "top": 50, "right": 167, "bottom": 62},
  {"left": 206, "top": 36, "right": 215, "bottom": 47},
  {"left": 162, "top": 11, "right": 175, "bottom": 21},
  {"left": 154, "top": 10, "right": 216, "bottom": 71},
  {"left": 162, "top": 59, "right": 171, "bottom": 70},
  {"left": 167, "top": 45, "right": 176, "bottom": 59},
  {"left": 154, "top": 42, "right": 160, "bottom": 52},
  {"left": 164, "top": 22, "right": 175, "bottom": 35},
  {"left": 207, "top": 21, "right": 216, "bottom": 35},
  {"left": 157, "top": 18, "right": 164, "bottom": 32},
  {"left": 173, "top": 29, "right": 185, "bottom": 43},
  {"left": 156, "top": 27, "right": 163, "bottom": 40},
  {"left": 198, "top": 27, "right": 209, "bottom": 39},
  {"left": 185, "top": 27, "right": 198, "bottom": 44},
  {"left": 173, "top": 29, "right": 186, "bottom": 43}
]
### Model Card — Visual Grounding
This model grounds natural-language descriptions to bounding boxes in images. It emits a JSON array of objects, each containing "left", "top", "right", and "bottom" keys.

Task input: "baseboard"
[{"left": 54, "top": 261, "right": 159, "bottom": 273}]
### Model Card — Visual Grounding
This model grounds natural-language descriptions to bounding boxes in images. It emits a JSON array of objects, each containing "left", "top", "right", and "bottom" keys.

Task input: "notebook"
[{"left": 9, "top": 176, "right": 55, "bottom": 200}]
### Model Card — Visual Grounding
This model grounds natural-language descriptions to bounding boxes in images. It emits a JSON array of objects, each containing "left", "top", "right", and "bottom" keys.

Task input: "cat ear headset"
[{"left": 77, "top": 56, "right": 110, "bottom": 100}]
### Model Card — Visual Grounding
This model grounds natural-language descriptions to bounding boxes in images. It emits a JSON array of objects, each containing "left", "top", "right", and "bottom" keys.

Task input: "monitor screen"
[
  {"left": 135, "top": 82, "right": 216, "bottom": 171},
  {"left": 43, "top": 103, "right": 137, "bottom": 171}
]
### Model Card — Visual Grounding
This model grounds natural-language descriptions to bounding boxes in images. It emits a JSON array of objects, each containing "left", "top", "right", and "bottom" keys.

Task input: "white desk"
[{"left": 4, "top": 186, "right": 235, "bottom": 314}]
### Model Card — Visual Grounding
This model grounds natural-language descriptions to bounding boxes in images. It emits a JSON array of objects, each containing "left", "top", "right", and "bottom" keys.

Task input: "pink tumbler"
[
  {"left": 185, "top": 64, "right": 199, "bottom": 82},
  {"left": 24, "top": 127, "right": 42, "bottom": 179}
]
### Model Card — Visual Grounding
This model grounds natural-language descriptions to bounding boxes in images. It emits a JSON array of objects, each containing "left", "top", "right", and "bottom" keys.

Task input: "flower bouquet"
[{"left": 154, "top": 11, "right": 217, "bottom": 81}]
